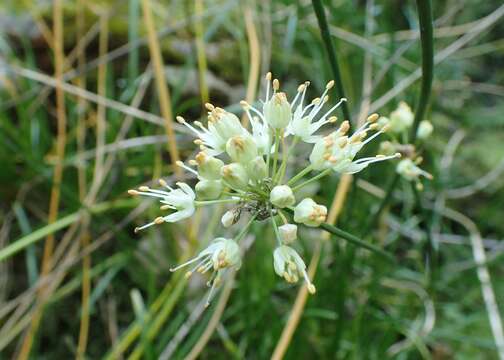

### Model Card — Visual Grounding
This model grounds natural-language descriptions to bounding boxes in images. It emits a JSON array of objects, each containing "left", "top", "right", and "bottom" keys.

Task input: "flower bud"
[
  {"left": 195, "top": 179, "right": 223, "bottom": 200},
  {"left": 389, "top": 101, "right": 414, "bottom": 133},
  {"left": 221, "top": 208, "right": 240, "bottom": 228},
  {"left": 278, "top": 224, "right": 297, "bottom": 245},
  {"left": 247, "top": 156, "right": 268, "bottom": 182},
  {"left": 226, "top": 135, "right": 258, "bottom": 164},
  {"left": 294, "top": 198, "right": 327, "bottom": 227},
  {"left": 208, "top": 108, "right": 246, "bottom": 141},
  {"left": 195, "top": 152, "right": 224, "bottom": 180},
  {"left": 270, "top": 185, "right": 295, "bottom": 208},
  {"left": 221, "top": 163, "right": 249, "bottom": 190},
  {"left": 416, "top": 120, "right": 433, "bottom": 140},
  {"left": 263, "top": 92, "right": 292, "bottom": 129}
]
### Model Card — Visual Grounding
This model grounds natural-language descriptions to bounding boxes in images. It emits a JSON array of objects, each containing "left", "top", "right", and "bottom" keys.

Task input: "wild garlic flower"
[
  {"left": 377, "top": 101, "right": 434, "bottom": 190},
  {"left": 129, "top": 72, "right": 398, "bottom": 305},
  {"left": 273, "top": 246, "right": 315, "bottom": 294},
  {"left": 128, "top": 181, "right": 195, "bottom": 232},
  {"left": 170, "top": 237, "right": 241, "bottom": 307}
]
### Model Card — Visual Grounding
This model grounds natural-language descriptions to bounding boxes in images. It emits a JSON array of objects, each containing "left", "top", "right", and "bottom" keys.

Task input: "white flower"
[
  {"left": 170, "top": 238, "right": 241, "bottom": 306},
  {"left": 195, "top": 179, "right": 223, "bottom": 200},
  {"left": 294, "top": 198, "right": 327, "bottom": 227},
  {"left": 388, "top": 101, "right": 414, "bottom": 133},
  {"left": 221, "top": 163, "right": 250, "bottom": 190},
  {"left": 263, "top": 91, "right": 292, "bottom": 129},
  {"left": 194, "top": 151, "right": 224, "bottom": 180},
  {"left": 417, "top": 120, "right": 433, "bottom": 140},
  {"left": 128, "top": 181, "right": 195, "bottom": 232},
  {"left": 278, "top": 224, "right": 297, "bottom": 245},
  {"left": 247, "top": 156, "right": 268, "bottom": 183},
  {"left": 226, "top": 135, "right": 258, "bottom": 164},
  {"left": 176, "top": 105, "right": 248, "bottom": 156},
  {"left": 287, "top": 80, "right": 347, "bottom": 143},
  {"left": 270, "top": 185, "right": 295, "bottom": 208},
  {"left": 309, "top": 114, "right": 400, "bottom": 173},
  {"left": 273, "top": 245, "right": 315, "bottom": 294}
]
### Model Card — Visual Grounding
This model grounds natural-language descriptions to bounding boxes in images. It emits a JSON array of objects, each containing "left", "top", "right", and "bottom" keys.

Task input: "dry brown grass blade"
[
  {"left": 241, "top": 5, "right": 261, "bottom": 126},
  {"left": 194, "top": 0, "right": 209, "bottom": 108},
  {"left": 141, "top": 0, "right": 182, "bottom": 178},
  {"left": 17, "top": 1, "right": 67, "bottom": 357}
]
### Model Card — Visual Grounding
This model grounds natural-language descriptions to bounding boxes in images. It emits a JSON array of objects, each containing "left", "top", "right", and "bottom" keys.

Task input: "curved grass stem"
[
  {"left": 410, "top": 0, "right": 434, "bottom": 143},
  {"left": 312, "top": 0, "right": 351, "bottom": 122}
]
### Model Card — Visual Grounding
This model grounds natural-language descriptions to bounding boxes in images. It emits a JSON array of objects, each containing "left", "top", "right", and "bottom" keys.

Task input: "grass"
[{"left": 1, "top": 0, "right": 504, "bottom": 358}]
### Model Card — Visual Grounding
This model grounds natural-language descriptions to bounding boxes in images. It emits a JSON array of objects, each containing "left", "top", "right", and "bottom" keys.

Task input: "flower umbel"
[{"left": 130, "top": 72, "right": 399, "bottom": 305}]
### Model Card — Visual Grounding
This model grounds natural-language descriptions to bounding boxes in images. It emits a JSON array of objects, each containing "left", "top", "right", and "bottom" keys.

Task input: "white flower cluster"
[
  {"left": 378, "top": 101, "right": 433, "bottom": 190},
  {"left": 129, "top": 73, "right": 400, "bottom": 306}
]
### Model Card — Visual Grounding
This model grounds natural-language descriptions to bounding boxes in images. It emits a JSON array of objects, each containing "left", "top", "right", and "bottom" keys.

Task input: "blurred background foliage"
[{"left": 0, "top": 0, "right": 503, "bottom": 359}]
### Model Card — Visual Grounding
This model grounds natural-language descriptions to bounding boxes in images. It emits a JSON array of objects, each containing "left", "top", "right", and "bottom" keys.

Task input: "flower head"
[
  {"left": 273, "top": 245, "right": 315, "bottom": 294},
  {"left": 130, "top": 72, "right": 400, "bottom": 305}
]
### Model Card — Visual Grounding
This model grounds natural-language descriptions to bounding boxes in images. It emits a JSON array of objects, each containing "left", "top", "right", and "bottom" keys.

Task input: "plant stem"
[
  {"left": 319, "top": 223, "right": 395, "bottom": 262},
  {"left": 410, "top": 0, "right": 434, "bottom": 143},
  {"left": 292, "top": 169, "right": 332, "bottom": 192},
  {"left": 312, "top": 0, "right": 351, "bottom": 122},
  {"left": 287, "top": 164, "right": 314, "bottom": 186}
]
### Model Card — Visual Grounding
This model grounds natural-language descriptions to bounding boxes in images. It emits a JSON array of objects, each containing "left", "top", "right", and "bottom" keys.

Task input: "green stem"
[
  {"left": 292, "top": 168, "right": 332, "bottom": 192},
  {"left": 269, "top": 211, "right": 282, "bottom": 246},
  {"left": 195, "top": 198, "right": 241, "bottom": 206},
  {"left": 235, "top": 213, "right": 258, "bottom": 242},
  {"left": 272, "top": 130, "right": 281, "bottom": 180},
  {"left": 410, "top": 0, "right": 434, "bottom": 143},
  {"left": 319, "top": 223, "right": 395, "bottom": 262},
  {"left": 278, "top": 136, "right": 299, "bottom": 183},
  {"left": 287, "top": 164, "right": 314, "bottom": 186},
  {"left": 312, "top": 0, "right": 351, "bottom": 122}
]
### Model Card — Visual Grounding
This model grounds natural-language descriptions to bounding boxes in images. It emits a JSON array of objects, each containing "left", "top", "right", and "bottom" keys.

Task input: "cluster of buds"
[
  {"left": 129, "top": 73, "right": 400, "bottom": 305},
  {"left": 377, "top": 102, "right": 434, "bottom": 189}
]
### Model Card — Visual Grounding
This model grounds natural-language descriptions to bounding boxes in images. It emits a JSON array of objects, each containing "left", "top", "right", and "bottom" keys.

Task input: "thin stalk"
[
  {"left": 241, "top": 6, "right": 260, "bottom": 127},
  {"left": 286, "top": 164, "right": 314, "bottom": 186},
  {"left": 141, "top": 0, "right": 182, "bottom": 177},
  {"left": 312, "top": 0, "right": 351, "bottom": 122},
  {"left": 18, "top": 1, "right": 67, "bottom": 356},
  {"left": 194, "top": 0, "right": 209, "bottom": 108},
  {"left": 128, "top": 0, "right": 140, "bottom": 86},
  {"left": 195, "top": 198, "right": 241, "bottom": 206},
  {"left": 279, "top": 136, "right": 299, "bottom": 183},
  {"left": 235, "top": 213, "right": 258, "bottom": 242},
  {"left": 270, "top": 211, "right": 282, "bottom": 246},
  {"left": 292, "top": 169, "right": 332, "bottom": 192},
  {"left": 410, "top": 0, "right": 434, "bottom": 143},
  {"left": 319, "top": 223, "right": 395, "bottom": 262},
  {"left": 272, "top": 130, "right": 281, "bottom": 179}
]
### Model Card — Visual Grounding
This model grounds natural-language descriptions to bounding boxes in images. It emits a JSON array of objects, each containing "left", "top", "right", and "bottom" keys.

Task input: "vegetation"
[{"left": 1, "top": 0, "right": 503, "bottom": 358}]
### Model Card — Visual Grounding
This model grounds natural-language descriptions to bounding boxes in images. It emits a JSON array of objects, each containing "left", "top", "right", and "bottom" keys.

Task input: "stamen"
[{"left": 175, "top": 161, "right": 198, "bottom": 175}]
